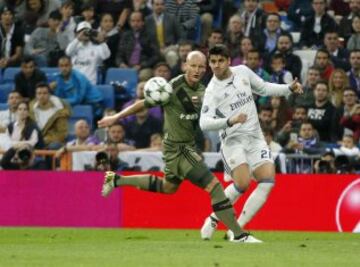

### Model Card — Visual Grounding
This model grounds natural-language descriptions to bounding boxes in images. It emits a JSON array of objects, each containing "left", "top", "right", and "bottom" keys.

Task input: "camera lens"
[{"left": 18, "top": 149, "right": 31, "bottom": 162}]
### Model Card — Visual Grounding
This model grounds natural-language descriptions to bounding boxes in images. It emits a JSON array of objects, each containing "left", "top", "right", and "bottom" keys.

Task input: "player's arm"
[
  {"left": 244, "top": 66, "right": 303, "bottom": 96},
  {"left": 97, "top": 100, "right": 146, "bottom": 128}
]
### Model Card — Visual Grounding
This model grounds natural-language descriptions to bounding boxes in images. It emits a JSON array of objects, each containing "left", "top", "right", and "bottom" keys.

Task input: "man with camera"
[
  {"left": 0, "top": 143, "right": 46, "bottom": 170},
  {"left": 65, "top": 21, "right": 111, "bottom": 84}
]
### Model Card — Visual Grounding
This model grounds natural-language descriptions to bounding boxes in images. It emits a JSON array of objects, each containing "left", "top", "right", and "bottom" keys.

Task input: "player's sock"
[
  {"left": 210, "top": 183, "right": 243, "bottom": 236},
  {"left": 208, "top": 183, "right": 244, "bottom": 221},
  {"left": 116, "top": 174, "right": 164, "bottom": 193},
  {"left": 237, "top": 179, "right": 274, "bottom": 227}
]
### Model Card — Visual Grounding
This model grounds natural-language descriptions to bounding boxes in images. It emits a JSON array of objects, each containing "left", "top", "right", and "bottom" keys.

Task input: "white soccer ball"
[{"left": 144, "top": 77, "right": 173, "bottom": 105}]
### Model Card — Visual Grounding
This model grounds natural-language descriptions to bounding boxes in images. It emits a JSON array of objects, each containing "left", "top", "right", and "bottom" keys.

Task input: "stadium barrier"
[{"left": 0, "top": 171, "right": 359, "bottom": 232}]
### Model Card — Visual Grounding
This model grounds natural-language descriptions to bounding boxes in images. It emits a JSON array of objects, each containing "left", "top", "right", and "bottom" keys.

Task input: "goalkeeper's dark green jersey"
[{"left": 145, "top": 75, "right": 205, "bottom": 144}]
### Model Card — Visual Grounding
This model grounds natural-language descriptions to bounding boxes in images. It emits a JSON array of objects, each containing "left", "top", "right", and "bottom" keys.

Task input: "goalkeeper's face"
[{"left": 184, "top": 52, "right": 206, "bottom": 86}]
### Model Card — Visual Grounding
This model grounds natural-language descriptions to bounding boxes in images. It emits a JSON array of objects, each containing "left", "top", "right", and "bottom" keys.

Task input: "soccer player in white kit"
[{"left": 199, "top": 44, "right": 303, "bottom": 240}]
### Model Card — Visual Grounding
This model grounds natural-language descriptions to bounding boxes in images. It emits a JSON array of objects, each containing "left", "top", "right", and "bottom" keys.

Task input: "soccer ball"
[{"left": 144, "top": 77, "right": 173, "bottom": 105}]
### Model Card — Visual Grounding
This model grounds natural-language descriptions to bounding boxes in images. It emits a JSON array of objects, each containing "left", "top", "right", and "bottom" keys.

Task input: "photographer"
[
  {"left": 1, "top": 144, "right": 46, "bottom": 170},
  {"left": 92, "top": 144, "right": 129, "bottom": 172},
  {"left": 65, "top": 21, "right": 110, "bottom": 84},
  {"left": 314, "top": 151, "right": 337, "bottom": 174}
]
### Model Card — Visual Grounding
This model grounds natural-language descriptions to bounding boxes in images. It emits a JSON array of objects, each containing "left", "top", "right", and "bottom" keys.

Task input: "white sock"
[
  {"left": 210, "top": 183, "right": 243, "bottom": 221},
  {"left": 238, "top": 181, "right": 274, "bottom": 228}
]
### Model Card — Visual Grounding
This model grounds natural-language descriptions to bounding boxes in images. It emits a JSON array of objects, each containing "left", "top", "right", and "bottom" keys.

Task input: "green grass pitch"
[{"left": 0, "top": 228, "right": 359, "bottom": 267}]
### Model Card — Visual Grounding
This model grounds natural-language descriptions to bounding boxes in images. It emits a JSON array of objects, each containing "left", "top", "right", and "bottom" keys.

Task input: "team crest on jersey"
[{"left": 242, "top": 78, "right": 249, "bottom": 86}]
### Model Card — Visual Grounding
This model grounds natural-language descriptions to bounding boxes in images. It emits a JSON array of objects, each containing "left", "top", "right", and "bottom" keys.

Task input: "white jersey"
[
  {"left": 200, "top": 65, "right": 292, "bottom": 140},
  {"left": 66, "top": 39, "right": 111, "bottom": 84}
]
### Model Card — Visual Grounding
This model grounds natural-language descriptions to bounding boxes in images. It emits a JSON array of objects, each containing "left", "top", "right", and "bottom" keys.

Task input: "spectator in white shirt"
[{"left": 0, "top": 91, "right": 21, "bottom": 133}]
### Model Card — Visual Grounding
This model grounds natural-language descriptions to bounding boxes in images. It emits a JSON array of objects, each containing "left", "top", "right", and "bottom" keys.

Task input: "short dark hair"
[
  {"left": 153, "top": 61, "right": 170, "bottom": 71},
  {"left": 316, "top": 48, "right": 330, "bottom": 58},
  {"left": 208, "top": 44, "right": 230, "bottom": 59},
  {"left": 49, "top": 10, "right": 62, "bottom": 21},
  {"left": 35, "top": 82, "right": 50, "bottom": 92},
  {"left": 259, "top": 105, "right": 273, "bottom": 113},
  {"left": 271, "top": 53, "right": 285, "bottom": 63},
  {"left": 315, "top": 80, "right": 329, "bottom": 89},
  {"left": 21, "top": 56, "right": 35, "bottom": 65}
]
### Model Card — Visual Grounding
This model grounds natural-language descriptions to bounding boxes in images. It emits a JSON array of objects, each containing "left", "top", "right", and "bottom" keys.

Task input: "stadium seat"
[
  {"left": 0, "top": 83, "right": 13, "bottom": 102},
  {"left": 0, "top": 103, "right": 8, "bottom": 110},
  {"left": 1, "top": 67, "right": 20, "bottom": 84},
  {"left": 41, "top": 67, "right": 60, "bottom": 82},
  {"left": 104, "top": 68, "right": 138, "bottom": 98},
  {"left": 95, "top": 85, "right": 115, "bottom": 109},
  {"left": 68, "top": 105, "right": 94, "bottom": 139}
]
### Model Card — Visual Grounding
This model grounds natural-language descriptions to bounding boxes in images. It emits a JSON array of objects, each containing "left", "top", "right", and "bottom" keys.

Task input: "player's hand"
[
  {"left": 229, "top": 113, "right": 247, "bottom": 126},
  {"left": 289, "top": 78, "right": 303, "bottom": 94},
  {"left": 97, "top": 115, "right": 119, "bottom": 128}
]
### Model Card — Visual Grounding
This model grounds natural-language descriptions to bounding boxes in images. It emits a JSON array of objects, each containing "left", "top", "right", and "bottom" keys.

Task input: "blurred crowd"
[{"left": 0, "top": 0, "right": 359, "bottom": 173}]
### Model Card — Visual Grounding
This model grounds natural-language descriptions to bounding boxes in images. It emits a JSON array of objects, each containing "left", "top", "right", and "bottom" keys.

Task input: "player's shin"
[
  {"left": 237, "top": 179, "right": 274, "bottom": 227},
  {"left": 209, "top": 183, "right": 244, "bottom": 221},
  {"left": 210, "top": 183, "right": 244, "bottom": 236},
  {"left": 117, "top": 174, "right": 164, "bottom": 193}
]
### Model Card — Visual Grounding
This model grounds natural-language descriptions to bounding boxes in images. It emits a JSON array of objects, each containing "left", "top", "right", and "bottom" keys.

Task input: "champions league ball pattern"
[{"left": 144, "top": 77, "right": 173, "bottom": 106}]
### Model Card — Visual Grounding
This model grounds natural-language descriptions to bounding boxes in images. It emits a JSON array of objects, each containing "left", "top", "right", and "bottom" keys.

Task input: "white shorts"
[{"left": 221, "top": 134, "right": 273, "bottom": 181}]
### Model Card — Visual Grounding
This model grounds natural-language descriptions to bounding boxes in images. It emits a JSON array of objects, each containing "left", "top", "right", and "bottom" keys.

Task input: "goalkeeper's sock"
[
  {"left": 210, "top": 183, "right": 243, "bottom": 236},
  {"left": 208, "top": 183, "right": 244, "bottom": 221},
  {"left": 116, "top": 174, "right": 164, "bottom": 193},
  {"left": 238, "top": 180, "right": 274, "bottom": 228}
]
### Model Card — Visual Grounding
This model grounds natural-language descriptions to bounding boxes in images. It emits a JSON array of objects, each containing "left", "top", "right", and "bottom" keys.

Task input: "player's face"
[
  {"left": 209, "top": 55, "right": 231, "bottom": 79},
  {"left": 184, "top": 55, "right": 206, "bottom": 85}
]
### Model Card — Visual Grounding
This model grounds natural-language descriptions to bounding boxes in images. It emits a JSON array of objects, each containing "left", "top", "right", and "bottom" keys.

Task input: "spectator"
[
  {"left": 323, "top": 31, "right": 351, "bottom": 71},
  {"left": 6, "top": 101, "right": 44, "bottom": 148},
  {"left": 239, "top": 0, "right": 266, "bottom": 39},
  {"left": 98, "top": 13, "right": 120, "bottom": 69},
  {"left": 276, "top": 105, "right": 308, "bottom": 147},
  {"left": 340, "top": 103, "right": 360, "bottom": 143},
  {"left": 14, "top": 56, "right": 47, "bottom": 100},
  {"left": 170, "top": 40, "right": 193, "bottom": 77},
  {"left": 339, "top": 0, "right": 360, "bottom": 43},
  {"left": 288, "top": 0, "right": 313, "bottom": 31},
  {"left": 231, "top": 37, "right": 254, "bottom": 66},
  {"left": 123, "top": 101, "right": 163, "bottom": 149},
  {"left": 66, "top": 21, "right": 111, "bottom": 84},
  {"left": 254, "top": 13, "right": 287, "bottom": 54},
  {"left": 314, "top": 48, "right": 335, "bottom": 81},
  {"left": 197, "top": 0, "right": 217, "bottom": 45},
  {"left": 92, "top": 143, "right": 129, "bottom": 171},
  {"left": 267, "top": 33, "right": 302, "bottom": 80},
  {"left": 258, "top": 105, "right": 274, "bottom": 130},
  {"left": 52, "top": 56, "right": 104, "bottom": 117},
  {"left": 337, "top": 134, "right": 360, "bottom": 157},
  {"left": 270, "top": 53, "right": 293, "bottom": 84},
  {"left": 0, "top": 91, "right": 21, "bottom": 133},
  {"left": 75, "top": 2, "right": 97, "bottom": 28},
  {"left": 263, "top": 127, "right": 282, "bottom": 154},
  {"left": 300, "top": 0, "right": 337, "bottom": 48},
  {"left": 58, "top": 0, "right": 76, "bottom": 49},
  {"left": 164, "top": 0, "right": 200, "bottom": 40},
  {"left": 348, "top": 49, "right": 360, "bottom": 97},
  {"left": 283, "top": 121, "right": 324, "bottom": 173},
  {"left": 29, "top": 82, "right": 70, "bottom": 149},
  {"left": 106, "top": 122, "right": 135, "bottom": 152},
  {"left": 144, "top": 0, "right": 181, "bottom": 52},
  {"left": 347, "top": 14, "right": 360, "bottom": 51},
  {"left": 94, "top": 0, "right": 132, "bottom": 31},
  {"left": 307, "top": 80, "right": 336, "bottom": 143},
  {"left": 23, "top": 0, "right": 61, "bottom": 34},
  {"left": 133, "top": 0, "right": 152, "bottom": 18},
  {"left": 0, "top": 0, "right": 26, "bottom": 23},
  {"left": 270, "top": 96, "right": 292, "bottom": 131},
  {"left": 0, "top": 5, "right": 24, "bottom": 68},
  {"left": 224, "top": 14, "right": 244, "bottom": 58},
  {"left": 153, "top": 61, "right": 171, "bottom": 82},
  {"left": 328, "top": 68, "right": 351, "bottom": 108},
  {"left": 25, "top": 10, "right": 67, "bottom": 67},
  {"left": 201, "top": 28, "right": 224, "bottom": 55},
  {"left": 116, "top": 11, "right": 160, "bottom": 81},
  {"left": 288, "top": 66, "right": 320, "bottom": 108},
  {"left": 93, "top": 108, "right": 116, "bottom": 143},
  {"left": 314, "top": 150, "right": 336, "bottom": 173},
  {"left": 333, "top": 88, "right": 359, "bottom": 141}
]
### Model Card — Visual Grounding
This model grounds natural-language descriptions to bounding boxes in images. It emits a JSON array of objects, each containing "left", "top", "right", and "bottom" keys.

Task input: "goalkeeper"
[{"left": 98, "top": 51, "right": 261, "bottom": 243}]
